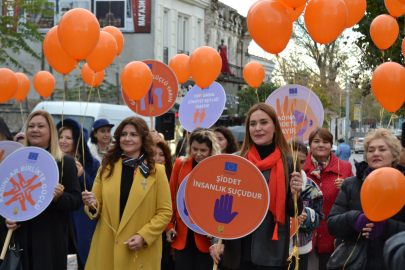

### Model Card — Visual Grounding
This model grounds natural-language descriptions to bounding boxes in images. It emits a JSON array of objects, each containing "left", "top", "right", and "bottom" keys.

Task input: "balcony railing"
[
  {"left": 228, "top": 64, "right": 243, "bottom": 78},
  {"left": 177, "top": 49, "right": 189, "bottom": 55},
  {"left": 163, "top": 47, "right": 168, "bottom": 65}
]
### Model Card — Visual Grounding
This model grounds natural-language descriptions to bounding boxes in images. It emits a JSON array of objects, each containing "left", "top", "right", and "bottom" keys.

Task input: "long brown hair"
[
  {"left": 239, "top": 103, "right": 292, "bottom": 187},
  {"left": 155, "top": 139, "right": 173, "bottom": 179},
  {"left": 212, "top": 126, "right": 239, "bottom": 154},
  {"left": 100, "top": 117, "right": 156, "bottom": 179}
]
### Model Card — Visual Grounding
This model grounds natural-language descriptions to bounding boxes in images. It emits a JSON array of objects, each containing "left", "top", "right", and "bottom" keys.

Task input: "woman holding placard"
[
  {"left": 303, "top": 127, "right": 353, "bottom": 270},
  {"left": 3, "top": 110, "right": 82, "bottom": 269},
  {"left": 210, "top": 103, "right": 304, "bottom": 270},
  {"left": 327, "top": 129, "right": 405, "bottom": 270},
  {"left": 57, "top": 118, "right": 100, "bottom": 267},
  {"left": 166, "top": 128, "right": 221, "bottom": 270},
  {"left": 82, "top": 116, "right": 172, "bottom": 270}
]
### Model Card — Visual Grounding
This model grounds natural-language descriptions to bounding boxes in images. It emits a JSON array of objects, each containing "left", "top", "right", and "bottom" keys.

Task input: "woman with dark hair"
[
  {"left": 4, "top": 110, "right": 82, "bottom": 269},
  {"left": 213, "top": 126, "right": 239, "bottom": 154},
  {"left": 57, "top": 118, "right": 100, "bottom": 267},
  {"left": 165, "top": 128, "right": 221, "bottom": 270},
  {"left": 210, "top": 103, "right": 304, "bottom": 270},
  {"left": 89, "top": 119, "right": 114, "bottom": 163},
  {"left": 154, "top": 139, "right": 175, "bottom": 270},
  {"left": 82, "top": 116, "right": 172, "bottom": 270},
  {"left": 304, "top": 127, "right": 353, "bottom": 270}
]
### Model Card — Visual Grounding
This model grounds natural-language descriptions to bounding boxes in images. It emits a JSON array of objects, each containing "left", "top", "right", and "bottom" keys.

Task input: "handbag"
[
  {"left": 327, "top": 236, "right": 367, "bottom": 270},
  {"left": 0, "top": 233, "right": 23, "bottom": 270}
]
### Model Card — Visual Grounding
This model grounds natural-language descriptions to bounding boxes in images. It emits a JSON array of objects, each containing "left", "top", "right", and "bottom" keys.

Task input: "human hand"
[
  {"left": 276, "top": 96, "right": 308, "bottom": 141},
  {"left": 354, "top": 213, "right": 370, "bottom": 233},
  {"left": 5, "top": 219, "right": 20, "bottom": 231},
  {"left": 166, "top": 228, "right": 177, "bottom": 243},
  {"left": 214, "top": 194, "right": 238, "bottom": 224},
  {"left": 125, "top": 234, "right": 144, "bottom": 252},
  {"left": 82, "top": 190, "right": 97, "bottom": 210},
  {"left": 209, "top": 243, "right": 224, "bottom": 265},
  {"left": 53, "top": 184, "right": 64, "bottom": 202},
  {"left": 290, "top": 172, "right": 303, "bottom": 194},
  {"left": 76, "top": 161, "right": 84, "bottom": 177},
  {"left": 150, "top": 129, "right": 160, "bottom": 139},
  {"left": 298, "top": 208, "right": 308, "bottom": 225},
  {"left": 363, "top": 221, "right": 386, "bottom": 239},
  {"left": 334, "top": 178, "right": 344, "bottom": 190}
]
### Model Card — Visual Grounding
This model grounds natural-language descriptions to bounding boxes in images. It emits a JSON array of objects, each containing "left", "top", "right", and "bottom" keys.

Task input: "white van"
[{"left": 29, "top": 101, "right": 155, "bottom": 135}]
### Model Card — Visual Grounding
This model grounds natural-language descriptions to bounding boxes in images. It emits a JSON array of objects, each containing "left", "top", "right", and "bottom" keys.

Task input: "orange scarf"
[{"left": 246, "top": 145, "right": 286, "bottom": 240}]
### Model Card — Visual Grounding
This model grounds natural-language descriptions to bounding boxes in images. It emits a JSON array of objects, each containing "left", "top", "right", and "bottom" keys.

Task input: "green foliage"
[
  {"left": 236, "top": 82, "right": 278, "bottom": 117},
  {"left": 0, "top": 0, "right": 54, "bottom": 74},
  {"left": 322, "top": 120, "right": 329, "bottom": 128},
  {"left": 352, "top": 0, "right": 404, "bottom": 71}
]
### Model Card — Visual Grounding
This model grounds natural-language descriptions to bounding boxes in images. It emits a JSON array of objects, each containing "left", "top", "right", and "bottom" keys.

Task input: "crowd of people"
[{"left": 0, "top": 102, "right": 405, "bottom": 270}]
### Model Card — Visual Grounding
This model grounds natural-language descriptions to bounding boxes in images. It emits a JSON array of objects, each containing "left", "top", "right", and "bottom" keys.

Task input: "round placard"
[
  {"left": 0, "top": 141, "right": 23, "bottom": 164},
  {"left": 0, "top": 147, "right": 59, "bottom": 222},
  {"left": 184, "top": 154, "right": 269, "bottom": 239},
  {"left": 122, "top": 60, "right": 179, "bottom": 117},
  {"left": 177, "top": 174, "right": 207, "bottom": 235},
  {"left": 179, "top": 81, "right": 226, "bottom": 132},
  {"left": 265, "top": 84, "right": 324, "bottom": 143}
]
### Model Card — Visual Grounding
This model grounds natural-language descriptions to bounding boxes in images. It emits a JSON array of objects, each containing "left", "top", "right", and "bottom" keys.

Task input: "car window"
[
  {"left": 51, "top": 114, "right": 95, "bottom": 135},
  {"left": 357, "top": 139, "right": 364, "bottom": 143}
]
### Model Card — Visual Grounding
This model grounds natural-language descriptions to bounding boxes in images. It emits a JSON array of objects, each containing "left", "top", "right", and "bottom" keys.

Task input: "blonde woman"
[
  {"left": 165, "top": 128, "right": 221, "bottom": 270},
  {"left": 327, "top": 129, "right": 405, "bottom": 270},
  {"left": 4, "top": 110, "right": 82, "bottom": 270}
]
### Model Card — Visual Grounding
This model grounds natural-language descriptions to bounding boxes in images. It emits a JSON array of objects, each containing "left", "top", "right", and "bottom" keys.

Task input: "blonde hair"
[
  {"left": 24, "top": 110, "right": 64, "bottom": 162},
  {"left": 363, "top": 128, "right": 401, "bottom": 167},
  {"left": 184, "top": 128, "right": 221, "bottom": 161}
]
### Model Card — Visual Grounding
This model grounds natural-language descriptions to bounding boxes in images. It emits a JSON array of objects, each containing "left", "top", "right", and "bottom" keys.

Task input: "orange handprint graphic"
[
  {"left": 276, "top": 96, "right": 308, "bottom": 142},
  {"left": 4, "top": 173, "right": 41, "bottom": 211},
  {"left": 0, "top": 149, "right": 5, "bottom": 164}
]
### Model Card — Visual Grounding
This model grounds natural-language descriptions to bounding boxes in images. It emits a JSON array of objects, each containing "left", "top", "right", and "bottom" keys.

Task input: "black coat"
[
  {"left": 384, "top": 231, "right": 405, "bottom": 270},
  {"left": 220, "top": 155, "right": 304, "bottom": 269},
  {"left": 1, "top": 154, "right": 82, "bottom": 270},
  {"left": 0, "top": 117, "right": 12, "bottom": 140},
  {"left": 327, "top": 161, "right": 405, "bottom": 270}
]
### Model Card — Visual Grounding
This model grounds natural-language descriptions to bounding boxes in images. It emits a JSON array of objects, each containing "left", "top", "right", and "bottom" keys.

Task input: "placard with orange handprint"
[{"left": 266, "top": 85, "right": 324, "bottom": 143}]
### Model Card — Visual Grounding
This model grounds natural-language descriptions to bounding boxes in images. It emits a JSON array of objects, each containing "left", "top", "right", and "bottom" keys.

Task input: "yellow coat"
[{"left": 84, "top": 159, "right": 172, "bottom": 270}]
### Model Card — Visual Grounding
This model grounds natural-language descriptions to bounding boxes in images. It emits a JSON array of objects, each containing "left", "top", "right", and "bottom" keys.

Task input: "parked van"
[{"left": 27, "top": 101, "right": 155, "bottom": 135}]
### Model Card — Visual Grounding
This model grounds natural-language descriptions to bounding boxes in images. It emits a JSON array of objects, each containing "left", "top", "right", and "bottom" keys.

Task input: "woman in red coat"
[
  {"left": 165, "top": 128, "right": 221, "bottom": 270},
  {"left": 303, "top": 127, "right": 353, "bottom": 270}
]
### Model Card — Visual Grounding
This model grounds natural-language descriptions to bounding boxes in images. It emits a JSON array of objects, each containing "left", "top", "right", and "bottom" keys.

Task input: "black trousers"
[
  {"left": 175, "top": 229, "right": 212, "bottom": 270},
  {"left": 237, "top": 261, "right": 286, "bottom": 270}
]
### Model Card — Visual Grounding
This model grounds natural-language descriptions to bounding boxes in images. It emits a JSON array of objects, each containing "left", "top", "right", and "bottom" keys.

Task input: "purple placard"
[
  {"left": 265, "top": 84, "right": 324, "bottom": 143},
  {"left": 177, "top": 174, "right": 207, "bottom": 235},
  {"left": 0, "top": 147, "right": 59, "bottom": 222},
  {"left": 0, "top": 141, "right": 23, "bottom": 164},
  {"left": 179, "top": 82, "right": 226, "bottom": 132}
]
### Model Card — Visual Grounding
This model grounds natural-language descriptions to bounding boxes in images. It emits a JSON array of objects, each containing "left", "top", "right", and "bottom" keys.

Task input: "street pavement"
[{"left": 349, "top": 152, "right": 364, "bottom": 174}]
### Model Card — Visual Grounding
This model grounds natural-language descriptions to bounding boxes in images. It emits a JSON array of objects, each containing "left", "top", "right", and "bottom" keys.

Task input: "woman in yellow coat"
[{"left": 82, "top": 116, "right": 172, "bottom": 270}]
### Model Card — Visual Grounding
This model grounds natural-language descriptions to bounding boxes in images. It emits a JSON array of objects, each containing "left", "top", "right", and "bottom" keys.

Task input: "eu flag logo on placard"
[
  {"left": 224, "top": 162, "right": 238, "bottom": 172},
  {"left": 28, "top": 152, "right": 38, "bottom": 160}
]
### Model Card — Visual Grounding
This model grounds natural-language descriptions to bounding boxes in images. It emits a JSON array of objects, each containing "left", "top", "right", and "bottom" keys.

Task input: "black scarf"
[{"left": 121, "top": 154, "right": 150, "bottom": 178}]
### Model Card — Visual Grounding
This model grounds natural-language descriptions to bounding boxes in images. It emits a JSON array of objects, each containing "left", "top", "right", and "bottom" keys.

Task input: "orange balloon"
[
  {"left": 305, "top": 0, "right": 348, "bottom": 45},
  {"left": 82, "top": 64, "right": 105, "bottom": 87},
  {"left": 121, "top": 61, "right": 153, "bottom": 101},
  {"left": 43, "top": 26, "right": 77, "bottom": 75},
  {"left": 0, "top": 69, "right": 18, "bottom": 103},
  {"left": 402, "top": 38, "right": 405, "bottom": 56},
  {"left": 189, "top": 46, "right": 222, "bottom": 89},
  {"left": 169, "top": 54, "right": 190, "bottom": 84},
  {"left": 371, "top": 62, "right": 405, "bottom": 113},
  {"left": 342, "top": 0, "right": 366, "bottom": 28},
  {"left": 399, "top": 0, "right": 405, "bottom": 4},
  {"left": 86, "top": 31, "right": 117, "bottom": 72},
  {"left": 248, "top": 0, "right": 292, "bottom": 54},
  {"left": 275, "top": 0, "right": 305, "bottom": 21},
  {"left": 385, "top": 0, "right": 405, "bottom": 18},
  {"left": 33, "top": 71, "right": 55, "bottom": 98},
  {"left": 102, "top": 26, "right": 124, "bottom": 55},
  {"left": 243, "top": 62, "right": 265, "bottom": 88},
  {"left": 14, "top": 73, "right": 30, "bottom": 102},
  {"left": 283, "top": 0, "right": 308, "bottom": 9},
  {"left": 370, "top": 15, "right": 399, "bottom": 51},
  {"left": 58, "top": 8, "right": 100, "bottom": 61},
  {"left": 361, "top": 167, "right": 405, "bottom": 222}
]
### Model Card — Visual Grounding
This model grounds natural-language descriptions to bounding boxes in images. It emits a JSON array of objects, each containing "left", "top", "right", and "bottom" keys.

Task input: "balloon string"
[
  {"left": 19, "top": 101, "right": 24, "bottom": 127},
  {"left": 118, "top": 55, "right": 122, "bottom": 73},
  {"left": 380, "top": 108, "right": 384, "bottom": 128},
  {"left": 342, "top": 233, "right": 362, "bottom": 270},
  {"left": 255, "top": 88, "right": 259, "bottom": 103},
  {"left": 387, "top": 113, "right": 394, "bottom": 129},
  {"left": 96, "top": 85, "right": 107, "bottom": 117},
  {"left": 76, "top": 62, "right": 83, "bottom": 125}
]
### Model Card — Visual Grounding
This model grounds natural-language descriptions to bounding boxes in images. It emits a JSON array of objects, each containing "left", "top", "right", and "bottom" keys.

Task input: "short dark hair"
[
  {"left": 309, "top": 127, "right": 333, "bottom": 147},
  {"left": 90, "top": 130, "right": 97, "bottom": 144},
  {"left": 338, "top": 138, "right": 344, "bottom": 143}
]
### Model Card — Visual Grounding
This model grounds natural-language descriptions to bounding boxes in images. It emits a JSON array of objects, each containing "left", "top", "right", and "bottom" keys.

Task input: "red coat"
[
  {"left": 165, "top": 158, "right": 211, "bottom": 253},
  {"left": 303, "top": 152, "right": 353, "bottom": 253}
]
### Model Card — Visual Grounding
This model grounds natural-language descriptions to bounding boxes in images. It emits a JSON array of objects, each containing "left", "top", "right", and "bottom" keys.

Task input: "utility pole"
[
  {"left": 360, "top": 95, "right": 363, "bottom": 132},
  {"left": 345, "top": 75, "right": 350, "bottom": 143}
]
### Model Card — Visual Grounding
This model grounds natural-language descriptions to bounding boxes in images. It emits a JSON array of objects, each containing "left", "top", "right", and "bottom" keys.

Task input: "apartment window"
[
  {"left": 197, "top": 20, "right": 202, "bottom": 47},
  {"left": 177, "top": 15, "right": 188, "bottom": 54}
]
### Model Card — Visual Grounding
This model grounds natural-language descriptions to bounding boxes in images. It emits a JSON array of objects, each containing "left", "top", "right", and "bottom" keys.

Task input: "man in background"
[{"left": 336, "top": 138, "right": 351, "bottom": 161}]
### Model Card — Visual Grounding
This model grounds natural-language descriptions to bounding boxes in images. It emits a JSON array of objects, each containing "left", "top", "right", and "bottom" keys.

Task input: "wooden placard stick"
[
  {"left": 213, "top": 238, "right": 223, "bottom": 270},
  {"left": 0, "top": 229, "right": 13, "bottom": 260}
]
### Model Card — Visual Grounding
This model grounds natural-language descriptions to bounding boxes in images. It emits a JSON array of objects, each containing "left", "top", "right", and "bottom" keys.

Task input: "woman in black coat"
[
  {"left": 4, "top": 110, "right": 82, "bottom": 270},
  {"left": 327, "top": 129, "right": 405, "bottom": 270}
]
